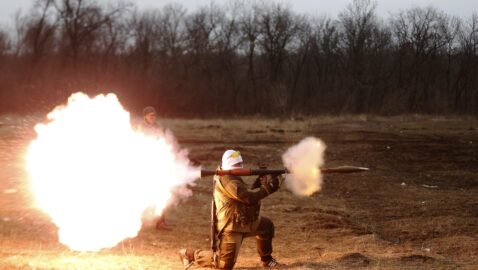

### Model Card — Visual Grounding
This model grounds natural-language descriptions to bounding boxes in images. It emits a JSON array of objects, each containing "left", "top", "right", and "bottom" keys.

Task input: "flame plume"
[{"left": 26, "top": 93, "right": 199, "bottom": 251}]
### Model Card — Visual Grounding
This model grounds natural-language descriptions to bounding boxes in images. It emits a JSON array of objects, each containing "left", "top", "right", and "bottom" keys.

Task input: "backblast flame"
[
  {"left": 26, "top": 92, "right": 199, "bottom": 251},
  {"left": 282, "top": 137, "right": 326, "bottom": 196}
]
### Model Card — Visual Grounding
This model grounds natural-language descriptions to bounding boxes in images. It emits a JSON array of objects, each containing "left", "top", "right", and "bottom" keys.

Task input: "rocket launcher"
[{"left": 200, "top": 165, "right": 369, "bottom": 177}]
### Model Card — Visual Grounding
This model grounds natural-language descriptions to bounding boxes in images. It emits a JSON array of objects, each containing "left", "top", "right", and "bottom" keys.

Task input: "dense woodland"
[{"left": 0, "top": 0, "right": 477, "bottom": 116}]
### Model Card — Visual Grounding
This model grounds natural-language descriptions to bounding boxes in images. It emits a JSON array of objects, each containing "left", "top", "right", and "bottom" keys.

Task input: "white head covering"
[{"left": 221, "top": 150, "right": 243, "bottom": 170}]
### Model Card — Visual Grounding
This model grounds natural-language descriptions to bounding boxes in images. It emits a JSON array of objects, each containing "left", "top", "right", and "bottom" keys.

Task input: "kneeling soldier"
[{"left": 179, "top": 150, "right": 283, "bottom": 269}]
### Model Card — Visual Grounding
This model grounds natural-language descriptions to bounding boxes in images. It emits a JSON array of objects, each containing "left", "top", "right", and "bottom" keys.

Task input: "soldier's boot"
[
  {"left": 262, "top": 257, "right": 285, "bottom": 268},
  {"left": 178, "top": 249, "right": 195, "bottom": 270}
]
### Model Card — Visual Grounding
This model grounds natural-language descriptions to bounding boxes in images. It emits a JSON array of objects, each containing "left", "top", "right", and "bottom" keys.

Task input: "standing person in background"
[
  {"left": 138, "top": 106, "right": 163, "bottom": 136},
  {"left": 138, "top": 106, "right": 172, "bottom": 231}
]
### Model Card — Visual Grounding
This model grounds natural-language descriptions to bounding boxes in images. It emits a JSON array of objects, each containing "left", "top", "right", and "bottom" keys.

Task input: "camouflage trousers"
[{"left": 194, "top": 217, "right": 274, "bottom": 270}]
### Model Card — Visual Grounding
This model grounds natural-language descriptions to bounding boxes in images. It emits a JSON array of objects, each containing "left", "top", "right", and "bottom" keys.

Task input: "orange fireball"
[{"left": 26, "top": 93, "right": 199, "bottom": 251}]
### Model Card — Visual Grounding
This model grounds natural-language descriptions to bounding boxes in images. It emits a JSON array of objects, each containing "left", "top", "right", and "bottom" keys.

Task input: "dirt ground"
[{"left": 0, "top": 115, "right": 477, "bottom": 270}]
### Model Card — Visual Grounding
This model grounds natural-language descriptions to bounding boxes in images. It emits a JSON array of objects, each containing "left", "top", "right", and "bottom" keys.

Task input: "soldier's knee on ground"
[
  {"left": 218, "top": 242, "right": 239, "bottom": 270},
  {"left": 217, "top": 232, "right": 243, "bottom": 270}
]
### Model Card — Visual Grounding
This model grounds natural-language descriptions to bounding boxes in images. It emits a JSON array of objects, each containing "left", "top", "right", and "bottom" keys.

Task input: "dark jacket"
[{"left": 214, "top": 174, "right": 269, "bottom": 233}]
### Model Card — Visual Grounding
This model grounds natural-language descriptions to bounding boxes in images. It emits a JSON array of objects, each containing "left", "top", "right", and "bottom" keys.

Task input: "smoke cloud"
[
  {"left": 282, "top": 137, "right": 326, "bottom": 196},
  {"left": 26, "top": 93, "right": 199, "bottom": 251}
]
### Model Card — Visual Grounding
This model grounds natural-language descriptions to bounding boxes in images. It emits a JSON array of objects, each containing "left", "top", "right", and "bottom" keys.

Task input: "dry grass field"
[{"left": 0, "top": 115, "right": 477, "bottom": 269}]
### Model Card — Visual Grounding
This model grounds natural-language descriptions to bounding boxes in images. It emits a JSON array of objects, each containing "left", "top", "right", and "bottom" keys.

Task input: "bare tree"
[
  {"left": 308, "top": 17, "right": 341, "bottom": 112},
  {"left": 159, "top": 3, "right": 186, "bottom": 59},
  {"left": 54, "top": 0, "right": 127, "bottom": 64},
  {"left": 95, "top": 7, "right": 129, "bottom": 61},
  {"left": 311, "top": 17, "right": 340, "bottom": 83},
  {"left": 459, "top": 13, "right": 478, "bottom": 56},
  {"left": 183, "top": 4, "right": 222, "bottom": 112},
  {"left": 21, "top": 0, "right": 56, "bottom": 64},
  {"left": 210, "top": 3, "right": 243, "bottom": 113},
  {"left": 455, "top": 13, "right": 478, "bottom": 112},
  {"left": 257, "top": 3, "right": 299, "bottom": 114},
  {"left": 128, "top": 9, "right": 161, "bottom": 72},
  {"left": 286, "top": 16, "right": 312, "bottom": 113},
  {"left": 436, "top": 14, "right": 461, "bottom": 107},
  {"left": 339, "top": 0, "right": 377, "bottom": 72},
  {"left": 0, "top": 30, "right": 9, "bottom": 56},
  {"left": 185, "top": 5, "right": 220, "bottom": 57},
  {"left": 391, "top": 7, "right": 450, "bottom": 111},
  {"left": 0, "top": 29, "right": 11, "bottom": 111},
  {"left": 258, "top": 3, "right": 298, "bottom": 82},
  {"left": 338, "top": 0, "right": 379, "bottom": 112},
  {"left": 238, "top": 2, "right": 262, "bottom": 112}
]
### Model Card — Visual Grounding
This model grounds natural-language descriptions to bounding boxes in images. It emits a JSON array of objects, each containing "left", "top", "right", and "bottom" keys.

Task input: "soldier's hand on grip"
[
  {"left": 262, "top": 174, "right": 280, "bottom": 195},
  {"left": 252, "top": 175, "right": 267, "bottom": 189},
  {"left": 251, "top": 177, "right": 261, "bottom": 189}
]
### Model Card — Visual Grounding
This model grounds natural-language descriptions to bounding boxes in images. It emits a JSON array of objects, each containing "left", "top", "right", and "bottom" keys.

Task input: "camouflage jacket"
[{"left": 214, "top": 174, "right": 269, "bottom": 233}]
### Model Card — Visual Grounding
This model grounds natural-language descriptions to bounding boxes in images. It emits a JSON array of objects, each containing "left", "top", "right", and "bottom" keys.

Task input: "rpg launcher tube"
[{"left": 200, "top": 166, "right": 369, "bottom": 178}]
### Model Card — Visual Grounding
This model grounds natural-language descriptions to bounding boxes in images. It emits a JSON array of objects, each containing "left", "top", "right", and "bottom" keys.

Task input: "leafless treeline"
[{"left": 0, "top": 0, "right": 477, "bottom": 116}]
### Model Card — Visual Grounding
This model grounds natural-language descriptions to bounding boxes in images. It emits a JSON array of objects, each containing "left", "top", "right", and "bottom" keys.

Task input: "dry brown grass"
[{"left": 0, "top": 115, "right": 477, "bottom": 269}]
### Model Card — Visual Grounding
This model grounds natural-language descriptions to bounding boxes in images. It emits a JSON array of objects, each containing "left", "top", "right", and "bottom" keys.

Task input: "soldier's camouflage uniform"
[{"left": 193, "top": 174, "right": 275, "bottom": 269}]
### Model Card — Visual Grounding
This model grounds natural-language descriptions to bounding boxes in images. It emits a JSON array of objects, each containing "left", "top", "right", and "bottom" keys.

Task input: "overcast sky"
[{"left": 0, "top": 0, "right": 477, "bottom": 26}]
